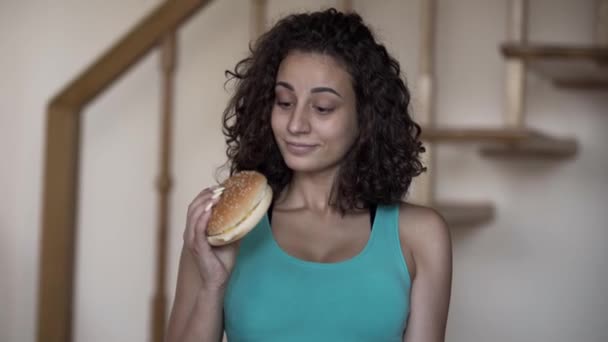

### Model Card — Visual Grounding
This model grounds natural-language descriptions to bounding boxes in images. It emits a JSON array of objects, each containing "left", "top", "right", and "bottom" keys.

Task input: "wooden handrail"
[
  {"left": 50, "top": 0, "right": 211, "bottom": 109},
  {"left": 37, "top": 1, "right": 212, "bottom": 342}
]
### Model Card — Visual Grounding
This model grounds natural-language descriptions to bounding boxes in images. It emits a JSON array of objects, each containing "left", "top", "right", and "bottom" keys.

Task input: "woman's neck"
[{"left": 276, "top": 167, "right": 339, "bottom": 214}]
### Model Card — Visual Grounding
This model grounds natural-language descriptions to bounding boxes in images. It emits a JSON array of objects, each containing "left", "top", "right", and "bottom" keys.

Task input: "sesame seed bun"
[{"left": 206, "top": 171, "right": 273, "bottom": 246}]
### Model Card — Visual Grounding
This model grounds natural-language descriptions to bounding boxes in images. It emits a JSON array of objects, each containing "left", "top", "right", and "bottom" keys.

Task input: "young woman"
[{"left": 167, "top": 8, "right": 452, "bottom": 342}]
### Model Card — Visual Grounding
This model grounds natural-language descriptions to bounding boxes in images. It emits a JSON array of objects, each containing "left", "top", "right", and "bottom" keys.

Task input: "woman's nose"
[{"left": 287, "top": 105, "right": 311, "bottom": 135}]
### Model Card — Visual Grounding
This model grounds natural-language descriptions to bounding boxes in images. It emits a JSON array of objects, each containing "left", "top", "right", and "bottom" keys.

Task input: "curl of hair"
[{"left": 221, "top": 8, "right": 425, "bottom": 213}]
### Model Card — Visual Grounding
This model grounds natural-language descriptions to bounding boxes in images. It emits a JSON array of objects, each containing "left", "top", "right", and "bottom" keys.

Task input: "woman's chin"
[
  {"left": 284, "top": 160, "right": 316, "bottom": 173},
  {"left": 283, "top": 156, "right": 340, "bottom": 175},
  {"left": 283, "top": 156, "right": 324, "bottom": 173}
]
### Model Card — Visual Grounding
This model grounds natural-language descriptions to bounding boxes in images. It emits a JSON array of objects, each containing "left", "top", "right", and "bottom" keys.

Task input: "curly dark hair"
[{"left": 221, "top": 8, "right": 425, "bottom": 213}]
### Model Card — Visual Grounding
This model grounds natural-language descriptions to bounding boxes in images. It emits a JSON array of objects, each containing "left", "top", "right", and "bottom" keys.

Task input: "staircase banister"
[
  {"left": 38, "top": 1, "right": 213, "bottom": 341},
  {"left": 49, "top": 0, "right": 212, "bottom": 109}
]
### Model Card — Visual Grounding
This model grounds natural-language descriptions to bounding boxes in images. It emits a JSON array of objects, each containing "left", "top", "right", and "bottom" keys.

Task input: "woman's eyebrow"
[
  {"left": 310, "top": 86, "right": 342, "bottom": 98},
  {"left": 276, "top": 81, "right": 342, "bottom": 98},
  {"left": 276, "top": 81, "right": 294, "bottom": 91}
]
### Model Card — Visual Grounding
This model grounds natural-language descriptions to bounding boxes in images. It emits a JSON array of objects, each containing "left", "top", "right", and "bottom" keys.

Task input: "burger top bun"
[{"left": 206, "top": 171, "right": 272, "bottom": 245}]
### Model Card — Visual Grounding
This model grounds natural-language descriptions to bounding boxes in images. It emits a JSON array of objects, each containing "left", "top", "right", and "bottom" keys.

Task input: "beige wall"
[{"left": 1, "top": 0, "right": 607, "bottom": 341}]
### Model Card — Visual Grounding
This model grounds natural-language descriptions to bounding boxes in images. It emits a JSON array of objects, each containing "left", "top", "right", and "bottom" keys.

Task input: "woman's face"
[{"left": 271, "top": 51, "right": 359, "bottom": 174}]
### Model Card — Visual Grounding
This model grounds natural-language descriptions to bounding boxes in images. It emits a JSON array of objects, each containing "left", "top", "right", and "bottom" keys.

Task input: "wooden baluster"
[
  {"left": 152, "top": 31, "right": 176, "bottom": 342},
  {"left": 338, "top": 0, "right": 352, "bottom": 12},
  {"left": 597, "top": 0, "right": 608, "bottom": 46},
  {"left": 414, "top": 0, "right": 437, "bottom": 206},
  {"left": 36, "top": 1, "right": 212, "bottom": 341},
  {"left": 251, "top": 0, "right": 267, "bottom": 41},
  {"left": 505, "top": 0, "right": 529, "bottom": 128}
]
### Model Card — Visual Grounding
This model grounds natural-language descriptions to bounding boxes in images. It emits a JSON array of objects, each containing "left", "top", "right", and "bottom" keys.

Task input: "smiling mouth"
[
  {"left": 286, "top": 141, "right": 317, "bottom": 147},
  {"left": 284, "top": 140, "right": 318, "bottom": 154}
]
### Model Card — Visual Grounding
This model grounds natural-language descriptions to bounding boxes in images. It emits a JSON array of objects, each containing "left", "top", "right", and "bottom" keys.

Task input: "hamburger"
[{"left": 206, "top": 171, "right": 273, "bottom": 246}]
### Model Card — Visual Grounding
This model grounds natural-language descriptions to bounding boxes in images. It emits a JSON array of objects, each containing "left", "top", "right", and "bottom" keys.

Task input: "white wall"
[{"left": 1, "top": 0, "right": 607, "bottom": 341}]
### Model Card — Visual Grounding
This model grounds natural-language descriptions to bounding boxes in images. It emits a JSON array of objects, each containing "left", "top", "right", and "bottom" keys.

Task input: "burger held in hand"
[{"left": 206, "top": 171, "right": 273, "bottom": 246}]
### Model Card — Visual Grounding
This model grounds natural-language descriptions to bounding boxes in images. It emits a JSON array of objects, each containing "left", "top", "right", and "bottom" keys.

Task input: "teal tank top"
[{"left": 224, "top": 204, "right": 411, "bottom": 341}]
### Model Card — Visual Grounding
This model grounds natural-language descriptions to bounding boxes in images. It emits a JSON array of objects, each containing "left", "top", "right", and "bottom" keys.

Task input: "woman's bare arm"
[
  {"left": 401, "top": 205, "right": 453, "bottom": 342},
  {"left": 165, "top": 247, "right": 224, "bottom": 342},
  {"left": 165, "top": 187, "right": 238, "bottom": 342}
]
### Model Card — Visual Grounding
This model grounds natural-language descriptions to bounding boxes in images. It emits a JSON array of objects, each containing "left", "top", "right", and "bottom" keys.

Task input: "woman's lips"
[{"left": 284, "top": 141, "right": 318, "bottom": 155}]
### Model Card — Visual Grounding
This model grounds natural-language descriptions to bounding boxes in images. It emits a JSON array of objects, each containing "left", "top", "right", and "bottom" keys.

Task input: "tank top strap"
[
  {"left": 369, "top": 204, "right": 411, "bottom": 285},
  {"left": 370, "top": 204, "right": 399, "bottom": 243}
]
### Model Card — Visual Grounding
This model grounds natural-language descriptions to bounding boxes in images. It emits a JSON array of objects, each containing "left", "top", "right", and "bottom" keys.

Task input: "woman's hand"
[
  {"left": 183, "top": 186, "right": 239, "bottom": 291},
  {"left": 166, "top": 186, "right": 237, "bottom": 342}
]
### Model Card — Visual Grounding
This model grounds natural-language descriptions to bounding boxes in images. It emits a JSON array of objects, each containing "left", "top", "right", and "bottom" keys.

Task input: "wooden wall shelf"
[
  {"left": 421, "top": 127, "right": 531, "bottom": 142},
  {"left": 420, "top": 127, "right": 577, "bottom": 158},
  {"left": 501, "top": 43, "right": 608, "bottom": 89},
  {"left": 479, "top": 134, "right": 578, "bottom": 158},
  {"left": 434, "top": 202, "right": 495, "bottom": 227}
]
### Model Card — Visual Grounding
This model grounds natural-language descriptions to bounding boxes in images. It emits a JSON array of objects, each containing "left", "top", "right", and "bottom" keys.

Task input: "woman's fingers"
[
  {"left": 184, "top": 202, "right": 207, "bottom": 247},
  {"left": 192, "top": 195, "right": 223, "bottom": 250},
  {"left": 184, "top": 186, "right": 225, "bottom": 245},
  {"left": 187, "top": 186, "right": 220, "bottom": 216},
  {"left": 180, "top": 185, "right": 236, "bottom": 290}
]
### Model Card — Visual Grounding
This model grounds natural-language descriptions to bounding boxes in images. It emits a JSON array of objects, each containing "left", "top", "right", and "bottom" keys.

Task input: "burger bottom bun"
[{"left": 207, "top": 185, "right": 272, "bottom": 246}]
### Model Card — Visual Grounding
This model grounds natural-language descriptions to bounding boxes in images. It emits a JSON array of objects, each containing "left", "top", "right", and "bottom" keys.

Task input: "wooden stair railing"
[
  {"left": 37, "top": 1, "right": 213, "bottom": 342},
  {"left": 413, "top": 0, "right": 495, "bottom": 227}
]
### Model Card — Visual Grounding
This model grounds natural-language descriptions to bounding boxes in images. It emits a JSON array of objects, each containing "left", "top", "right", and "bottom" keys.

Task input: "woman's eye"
[
  {"left": 315, "top": 106, "right": 334, "bottom": 114},
  {"left": 276, "top": 101, "right": 293, "bottom": 109}
]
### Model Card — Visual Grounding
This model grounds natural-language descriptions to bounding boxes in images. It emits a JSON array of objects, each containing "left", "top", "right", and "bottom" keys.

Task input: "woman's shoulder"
[
  {"left": 396, "top": 202, "right": 452, "bottom": 277},
  {"left": 396, "top": 202, "right": 448, "bottom": 232}
]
